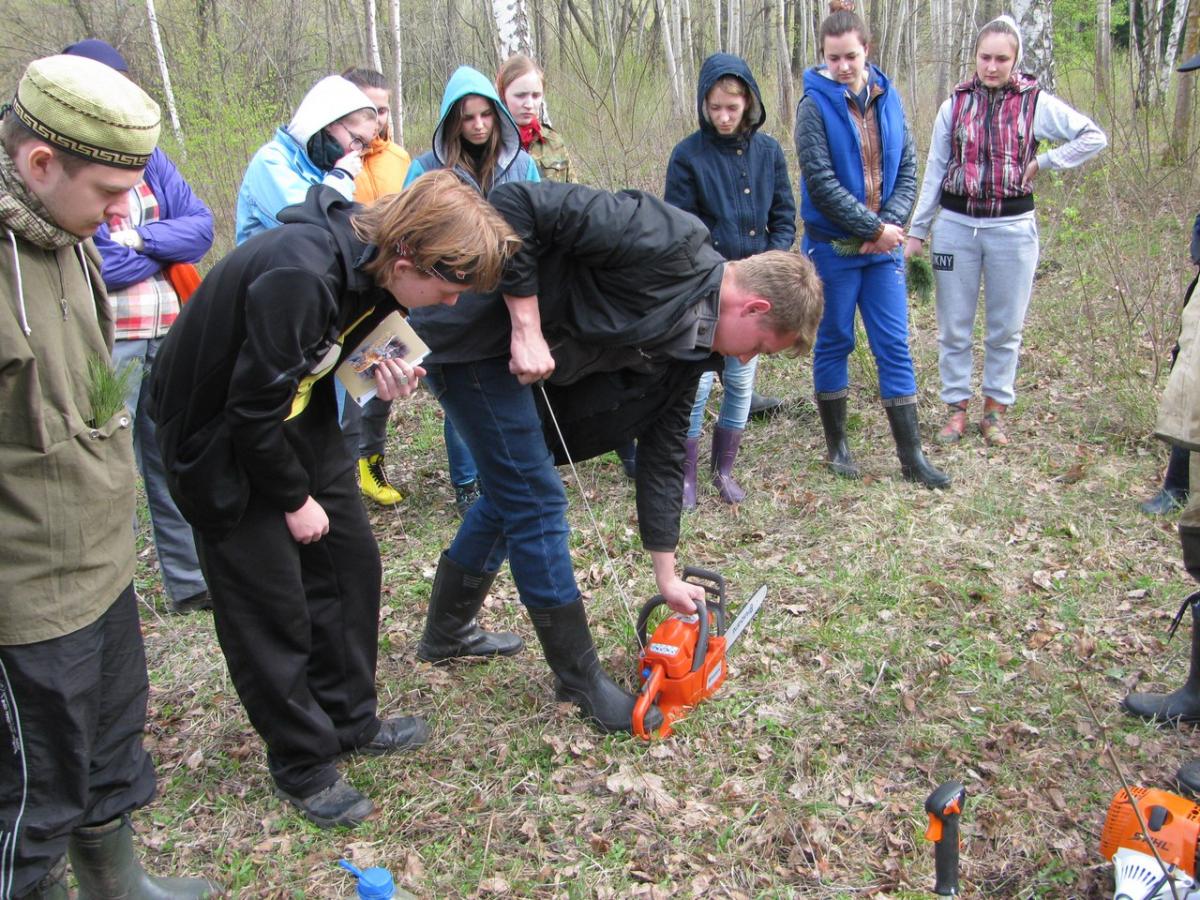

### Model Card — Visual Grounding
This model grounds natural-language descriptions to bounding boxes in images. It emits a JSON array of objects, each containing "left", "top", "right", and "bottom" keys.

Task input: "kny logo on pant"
[{"left": 932, "top": 252, "right": 954, "bottom": 271}]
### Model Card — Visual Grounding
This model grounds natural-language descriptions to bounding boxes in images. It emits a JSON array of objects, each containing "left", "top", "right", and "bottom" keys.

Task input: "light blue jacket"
[{"left": 404, "top": 65, "right": 539, "bottom": 193}]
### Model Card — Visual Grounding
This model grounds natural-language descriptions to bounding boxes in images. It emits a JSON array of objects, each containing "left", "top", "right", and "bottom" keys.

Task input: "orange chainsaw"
[
  {"left": 631, "top": 567, "right": 767, "bottom": 740},
  {"left": 1100, "top": 785, "right": 1200, "bottom": 899}
]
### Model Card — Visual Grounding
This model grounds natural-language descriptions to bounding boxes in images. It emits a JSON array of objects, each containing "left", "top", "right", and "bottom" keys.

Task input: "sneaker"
[
  {"left": 356, "top": 716, "right": 431, "bottom": 756},
  {"left": 359, "top": 454, "right": 403, "bottom": 507},
  {"left": 980, "top": 398, "right": 1010, "bottom": 446},
  {"left": 937, "top": 401, "right": 969, "bottom": 444},
  {"left": 1140, "top": 488, "right": 1189, "bottom": 516},
  {"left": 169, "top": 590, "right": 212, "bottom": 614},
  {"left": 454, "top": 480, "right": 481, "bottom": 518},
  {"left": 275, "top": 777, "right": 374, "bottom": 828}
]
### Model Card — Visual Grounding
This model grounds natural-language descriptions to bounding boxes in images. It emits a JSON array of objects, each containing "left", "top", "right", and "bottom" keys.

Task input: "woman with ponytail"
[
  {"left": 905, "top": 16, "right": 1106, "bottom": 446},
  {"left": 796, "top": 0, "right": 949, "bottom": 488}
]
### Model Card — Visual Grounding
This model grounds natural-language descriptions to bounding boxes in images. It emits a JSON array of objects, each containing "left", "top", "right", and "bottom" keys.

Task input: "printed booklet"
[{"left": 336, "top": 310, "right": 430, "bottom": 407}]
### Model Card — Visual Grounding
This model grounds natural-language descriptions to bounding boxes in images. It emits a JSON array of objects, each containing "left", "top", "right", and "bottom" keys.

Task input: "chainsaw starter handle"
[
  {"left": 636, "top": 595, "right": 710, "bottom": 673},
  {"left": 924, "top": 780, "right": 966, "bottom": 896}
]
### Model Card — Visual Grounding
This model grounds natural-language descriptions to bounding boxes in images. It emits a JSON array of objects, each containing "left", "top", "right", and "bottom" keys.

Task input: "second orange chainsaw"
[{"left": 631, "top": 567, "right": 767, "bottom": 739}]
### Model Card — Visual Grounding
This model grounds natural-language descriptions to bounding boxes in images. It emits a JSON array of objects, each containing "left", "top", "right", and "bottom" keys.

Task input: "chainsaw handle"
[
  {"left": 924, "top": 780, "right": 966, "bottom": 896},
  {"left": 681, "top": 566, "right": 727, "bottom": 635},
  {"left": 633, "top": 664, "right": 664, "bottom": 739},
  {"left": 635, "top": 595, "right": 710, "bottom": 673}
]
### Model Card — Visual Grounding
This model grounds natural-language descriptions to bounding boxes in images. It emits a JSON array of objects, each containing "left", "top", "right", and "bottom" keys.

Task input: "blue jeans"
[
  {"left": 444, "top": 418, "right": 479, "bottom": 487},
  {"left": 805, "top": 239, "right": 918, "bottom": 402},
  {"left": 423, "top": 360, "right": 578, "bottom": 608},
  {"left": 113, "top": 338, "right": 207, "bottom": 602},
  {"left": 687, "top": 355, "right": 758, "bottom": 438}
]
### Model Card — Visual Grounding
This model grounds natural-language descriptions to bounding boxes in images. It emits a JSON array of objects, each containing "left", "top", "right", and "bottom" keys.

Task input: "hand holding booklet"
[{"left": 336, "top": 310, "right": 430, "bottom": 407}]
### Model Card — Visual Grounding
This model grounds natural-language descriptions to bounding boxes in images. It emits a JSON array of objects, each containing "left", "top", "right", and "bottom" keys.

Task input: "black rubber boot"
[
  {"left": 1124, "top": 590, "right": 1200, "bottom": 722},
  {"left": 1178, "top": 758, "right": 1200, "bottom": 796},
  {"left": 69, "top": 816, "right": 220, "bottom": 899},
  {"left": 27, "top": 855, "right": 68, "bottom": 899},
  {"left": 528, "top": 597, "right": 663, "bottom": 734},
  {"left": 1183, "top": 527, "right": 1200, "bottom": 583},
  {"left": 417, "top": 551, "right": 524, "bottom": 663},
  {"left": 1141, "top": 446, "right": 1191, "bottom": 515},
  {"left": 884, "top": 402, "right": 951, "bottom": 489},
  {"left": 816, "top": 395, "right": 860, "bottom": 479}
]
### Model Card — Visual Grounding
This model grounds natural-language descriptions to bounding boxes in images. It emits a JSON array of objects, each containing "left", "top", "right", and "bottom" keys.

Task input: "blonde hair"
[
  {"left": 496, "top": 54, "right": 545, "bottom": 104},
  {"left": 351, "top": 169, "right": 519, "bottom": 291},
  {"left": 730, "top": 251, "right": 824, "bottom": 356}
]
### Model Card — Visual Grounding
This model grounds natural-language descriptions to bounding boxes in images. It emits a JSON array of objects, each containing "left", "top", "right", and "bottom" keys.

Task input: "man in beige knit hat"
[{"left": 0, "top": 55, "right": 218, "bottom": 899}]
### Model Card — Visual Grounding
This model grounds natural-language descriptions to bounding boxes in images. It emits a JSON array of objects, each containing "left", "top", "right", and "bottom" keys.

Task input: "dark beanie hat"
[{"left": 62, "top": 38, "right": 129, "bottom": 73}]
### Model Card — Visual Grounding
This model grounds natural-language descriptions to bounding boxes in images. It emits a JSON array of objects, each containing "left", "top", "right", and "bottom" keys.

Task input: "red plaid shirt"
[{"left": 108, "top": 181, "right": 182, "bottom": 340}]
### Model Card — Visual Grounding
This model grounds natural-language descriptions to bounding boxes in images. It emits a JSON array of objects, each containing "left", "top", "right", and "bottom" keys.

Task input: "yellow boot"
[{"left": 359, "top": 454, "right": 403, "bottom": 506}]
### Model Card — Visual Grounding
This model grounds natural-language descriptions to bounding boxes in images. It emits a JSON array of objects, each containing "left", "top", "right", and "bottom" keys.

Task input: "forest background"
[{"left": 4, "top": 0, "right": 1200, "bottom": 896}]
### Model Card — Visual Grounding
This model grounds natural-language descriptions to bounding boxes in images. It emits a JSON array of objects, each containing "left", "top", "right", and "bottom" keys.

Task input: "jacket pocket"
[{"left": 169, "top": 413, "right": 251, "bottom": 538}]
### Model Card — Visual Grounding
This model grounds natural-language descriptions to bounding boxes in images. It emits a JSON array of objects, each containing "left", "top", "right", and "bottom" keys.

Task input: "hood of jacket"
[
  {"left": 431, "top": 66, "right": 522, "bottom": 171},
  {"left": 954, "top": 71, "right": 1040, "bottom": 98},
  {"left": 696, "top": 53, "right": 765, "bottom": 136},
  {"left": 277, "top": 184, "right": 377, "bottom": 295},
  {"left": 285, "top": 75, "right": 376, "bottom": 145},
  {"left": 802, "top": 61, "right": 895, "bottom": 105}
]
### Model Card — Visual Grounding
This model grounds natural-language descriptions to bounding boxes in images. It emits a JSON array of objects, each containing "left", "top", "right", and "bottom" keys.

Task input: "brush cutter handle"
[
  {"left": 636, "top": 595, "right": 710, "bottom": 672},
  {"left": 924, "top": 781, "right": 966, "bottom": 896}
]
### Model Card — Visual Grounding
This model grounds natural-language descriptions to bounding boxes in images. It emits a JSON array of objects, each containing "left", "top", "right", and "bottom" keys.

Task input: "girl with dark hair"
[
  {"left": 796, "top": 0, "right": 949, "bottom": 488},
  {"left": 404, "top": 66, "right": 540, "bottom": 516},
  {"left": 905, "top": 15, "right": 1106, "bottom": 446}
]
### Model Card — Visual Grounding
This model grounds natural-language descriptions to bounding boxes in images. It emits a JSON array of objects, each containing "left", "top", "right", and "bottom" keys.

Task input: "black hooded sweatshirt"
[{"left": 149, "top": 186, "right": 396, "bottom": 538}]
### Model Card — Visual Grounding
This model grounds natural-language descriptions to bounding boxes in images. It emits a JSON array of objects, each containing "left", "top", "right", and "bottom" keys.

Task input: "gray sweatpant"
[{"left": 930, "top": 214, "right": 1039, "bottom": 407}]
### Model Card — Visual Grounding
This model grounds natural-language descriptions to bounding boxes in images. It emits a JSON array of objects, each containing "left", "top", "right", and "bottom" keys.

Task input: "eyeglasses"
[{"left": 334, "top": 121, "right": 369, "bottom": 152}]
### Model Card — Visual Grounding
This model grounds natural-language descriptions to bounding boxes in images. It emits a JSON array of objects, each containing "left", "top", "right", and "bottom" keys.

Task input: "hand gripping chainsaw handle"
[{"left": 924, "top": 780, "right": 966, "bottom": 896}]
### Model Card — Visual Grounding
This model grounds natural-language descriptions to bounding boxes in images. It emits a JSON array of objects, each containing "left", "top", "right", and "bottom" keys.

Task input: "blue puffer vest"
[{"left": 799, "top": 63, "right": 905, "bottom": 240}]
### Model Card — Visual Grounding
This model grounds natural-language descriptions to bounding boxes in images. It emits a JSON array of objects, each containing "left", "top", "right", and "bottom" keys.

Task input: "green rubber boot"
[{"left": 69, "top": 816, "right": 221, "bottom": 899}]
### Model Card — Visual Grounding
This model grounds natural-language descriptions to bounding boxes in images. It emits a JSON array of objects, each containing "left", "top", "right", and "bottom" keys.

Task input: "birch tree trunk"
[
  {"left": 1160, "top": 0, "right": 1190, "bottom": 96},
  {"left": 1012, "top": 0, "right": 1055, "bottom": 92},
  {"left": 388, "top": 0, "right": 404, "bottom": 145},
  {"left": 145, "top": 0, "right": 185, "bottom": 150},
  {"left": 655, "top": 0, "right": 686, "bottom": 116},
  {"left": 1133, "top": 0, "right": 1165, "bottom": 107},
  {"left": 714, "top": 0, "right": 722, "bottom": 54},
  {"left": 365, "top": 0, "right": 382, "bottom": 71},
  {"left": 493, "top": 0, "right": 532, "bottom": 60},
  {"left": 1170, "top": 0, "right": 1200, "bottom": 159},
  {"left": 1095, "top": 0, "right": 1111, "bottom": 96}
]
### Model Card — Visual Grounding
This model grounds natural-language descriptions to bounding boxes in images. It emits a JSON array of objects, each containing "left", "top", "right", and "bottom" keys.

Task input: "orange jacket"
[{"left": 354, "top": 138, "right": 412, "bottom": 204}]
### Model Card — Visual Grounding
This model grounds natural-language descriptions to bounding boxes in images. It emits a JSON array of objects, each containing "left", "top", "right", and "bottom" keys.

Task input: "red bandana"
[{"left": 517, "top": 117, "right": 542, "bottom": 151}]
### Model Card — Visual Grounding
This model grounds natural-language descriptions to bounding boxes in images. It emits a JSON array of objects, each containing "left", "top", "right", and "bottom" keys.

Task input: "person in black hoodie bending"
[
  {"left": 149, "top": 171, "right": 516, "bottom": 828},
  {"left": 408, "top": 180, "right": 823, "bottom": 736}
]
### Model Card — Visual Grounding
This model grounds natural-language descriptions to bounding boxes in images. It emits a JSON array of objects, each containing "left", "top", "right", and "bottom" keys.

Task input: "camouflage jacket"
[{"left": 528, "top": 124, "right": 573, "bottom": 183}]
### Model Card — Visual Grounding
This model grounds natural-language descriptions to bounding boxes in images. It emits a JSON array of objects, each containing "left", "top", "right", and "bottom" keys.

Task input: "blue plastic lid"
[{"left": 357, "top": 867, "right": 395, "bottom": 900}]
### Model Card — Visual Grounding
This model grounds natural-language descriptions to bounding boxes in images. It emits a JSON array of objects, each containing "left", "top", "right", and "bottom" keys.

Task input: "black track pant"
[
  {"left": 0, "top": 585, "right": 156, "bottom": 899},
  {"left": 197, "top": 468, "right": 383, "bottom": 798}
]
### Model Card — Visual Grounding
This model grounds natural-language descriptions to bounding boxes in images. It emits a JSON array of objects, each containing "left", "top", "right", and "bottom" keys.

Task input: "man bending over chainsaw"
[{"left": 407, "top": 180, "right": 823, "bottom": 736}]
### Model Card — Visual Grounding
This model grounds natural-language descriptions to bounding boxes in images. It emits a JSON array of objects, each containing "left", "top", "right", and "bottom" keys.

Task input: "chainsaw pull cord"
[
  {"left": 1167, "top": 589, "right": 1200, "bottom": 641},
  {"left": 537, "top": 381, "right": 645, "bottom": 651}
]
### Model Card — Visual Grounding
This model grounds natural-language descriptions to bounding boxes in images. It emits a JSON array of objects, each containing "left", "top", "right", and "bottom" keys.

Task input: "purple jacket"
[{"left": 94, "top": 148, "right": 214, "bottom": 292}]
